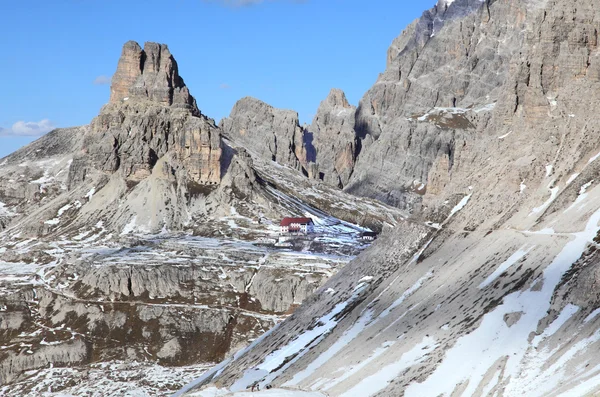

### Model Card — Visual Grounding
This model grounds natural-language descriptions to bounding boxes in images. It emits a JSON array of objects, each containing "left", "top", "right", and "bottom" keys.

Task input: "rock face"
[
  {"left": 84, "top": 41, "right": 221, "bottom": 186},
  {"left": 309, "top": 89, "right": 356, "bottom": 188},
  {"left": 54, "top": 41, "right": 228, "bottom": 235},
  {"left": 220, "top": 92, "right": 360, "bottom": 189},
  {"left": 211, "top": 0, "right": 512, "bottom": 211},
  {"left": 85, "top": 101, "right": 221, "bottom": 184},
  {"left": 109, "top": 41, "right": 198, "bottom": 112},
  {"left": 344, "top": 0, "right": 513, "bottom": 211},
  {"left": 0, "top": 37, "right": 404, "bottom": 397},
  {"left": 220, "top": 97, "right": 309, "bottom": 173},
  {"left": 179, "top": 1, "right": 600, "bottom": 396}
]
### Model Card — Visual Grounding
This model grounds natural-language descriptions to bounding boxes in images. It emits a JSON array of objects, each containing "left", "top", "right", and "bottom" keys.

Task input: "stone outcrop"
[
  {"left": 220, "top": 92, "right": 360, "bottom": 188},
  {"left": 84, "top": 102, "right": 221, "bottom": 184},
  {"left": 309, "top": 88, "right": 357, "bottom": 188},
  {"left": 73, "top": 41, "right": 222, "bottom": 188},
  {"left": 220, "top": 97, "right": 308, "bottom": 173},
  {"left": 109, "top": 41, "right": 143, "bottom": 104},
  {"left": 344, "top": 0, "right": 519, "bottom": 211},
  {"left": 185, "top": 1, "right": 600, "bottom": 396},
  {"left": 109, "top": 41, "right": 198, "bottom": 113}
]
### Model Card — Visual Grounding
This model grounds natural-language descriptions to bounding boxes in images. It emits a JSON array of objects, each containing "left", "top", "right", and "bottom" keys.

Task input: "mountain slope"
[
  {"left": 0, "top": 41, "right": 405, "bottom": 396},
  {"left": 178, "top": 0, "right": 600, "bottom": 395}
]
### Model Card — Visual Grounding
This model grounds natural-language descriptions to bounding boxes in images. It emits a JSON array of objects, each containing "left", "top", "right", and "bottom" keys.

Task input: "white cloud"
[
  {"left": 93, "top": 75, "right": 112, "bottom": 85},
  {"left": 0, "top": 119, "right": 56, "bottom": 137},
  {"left": 219, "top": 83, "right": 232, "bottom": 89}
]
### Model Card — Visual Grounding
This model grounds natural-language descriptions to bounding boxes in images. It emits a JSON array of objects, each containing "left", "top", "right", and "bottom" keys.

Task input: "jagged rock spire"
[
  {"left": 109, "top": 41, "right": 199, "bottom": 114},
  {"left": 310, "top": 88, "right": 357, "bottom": 188},
  {"left": 324, "top": 88, "right": 352, "bottom": 109},
  {"left": 80, "top": 40, "right": 221, "bottom": 186}
]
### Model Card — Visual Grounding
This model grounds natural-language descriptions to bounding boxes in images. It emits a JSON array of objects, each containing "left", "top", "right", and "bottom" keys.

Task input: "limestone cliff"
[
  {"left": 0, "top": 37, "right": 404, "bottom": 397},
  {"left": 220, "top": 97, "right": 309, "bottom": 173},
  {"left": 110, "top": 41, "right": 198, "bottom": 112},
  {"left": 345, "top": 0, "right": 514, "bottom": 211},
  {"left": 57, "top": 41, "right": 234, "bottom": 235},
  {"left": 309, "top": 88, "right": 356, "bottom": 188},
  {"left": 178, "top": 1, "right": 600, "bottom": 396},
  {"left": 81, "top": 41, "right": 221, "bottom": 186}
]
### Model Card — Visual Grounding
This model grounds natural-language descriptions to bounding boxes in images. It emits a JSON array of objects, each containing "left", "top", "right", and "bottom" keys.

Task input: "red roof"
[{"left": 280, "top": 217, "right": 314, "bottom": 227}]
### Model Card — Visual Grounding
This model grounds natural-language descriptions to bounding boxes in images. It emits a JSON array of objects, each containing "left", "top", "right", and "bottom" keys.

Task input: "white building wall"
[{"left": 281, "top": 222, "right": 314, "bottom": 234}]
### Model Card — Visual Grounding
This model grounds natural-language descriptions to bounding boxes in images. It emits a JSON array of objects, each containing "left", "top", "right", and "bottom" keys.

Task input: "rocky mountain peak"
[
  {"left": 304, "top": 88, "right": 357, "bottom": 188},
  {"left": 220, "top": 97, "right": 308, "bottom": 172},
  {"left": 109, "top": 41, "right": 142, "bottom": 103},
  {"left": 75, "top": 40, "right": 222, "bottom": 192},
  {"left": 324, "top": 88, "right": 352, "bottom": 109},
  {"left": 109, "top": 41, "right": 198, "bottom": 114}
]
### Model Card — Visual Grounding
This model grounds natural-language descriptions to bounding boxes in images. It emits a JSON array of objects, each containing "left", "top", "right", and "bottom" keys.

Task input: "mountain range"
[{"left": 4, "top": 0, "right": 600, "bottom": 396}]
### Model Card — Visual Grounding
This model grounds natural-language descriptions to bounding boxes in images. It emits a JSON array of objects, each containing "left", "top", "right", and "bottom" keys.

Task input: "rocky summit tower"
[{"left": 79, "top": 41, "right": 221, "bottom": 185}]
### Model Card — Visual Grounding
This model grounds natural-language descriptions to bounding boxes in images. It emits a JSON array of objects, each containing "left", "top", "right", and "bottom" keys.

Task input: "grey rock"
[
  {"left": 220, "top": 97, "right": 308, "bottom": 173},
  {"left": 110, "top": 41, "right": 198, "bottom": 113},
  {"left": 345, "top": 0, "right": 522, "bottom": 210},
  {"left": 309, "top": 89, "right": 357, "bottom": 188},
  {"left": 187, "top": 1, "right": 600, "bottom": 396},
  {"left": 0, "top": 339, "right": 89, "bottom": 384}
]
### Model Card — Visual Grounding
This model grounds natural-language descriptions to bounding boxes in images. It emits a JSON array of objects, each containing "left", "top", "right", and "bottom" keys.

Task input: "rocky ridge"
[
  {"left": 177, "top": 0, "right": 600, "bottom": 396},
  {"left": 0, "top": 40, "right": 404, "bottom": 396},
  {"left": 220, "top": 97, "right": 308, "bottom": 173},
  {"left": 85, "top": 41, "right": 221, "bottom": 186}
]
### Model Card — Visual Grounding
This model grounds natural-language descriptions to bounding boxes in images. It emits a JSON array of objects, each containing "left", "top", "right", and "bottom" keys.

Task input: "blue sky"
[{"left": 0, "top": 0, "right": 434, "bottom": 158}]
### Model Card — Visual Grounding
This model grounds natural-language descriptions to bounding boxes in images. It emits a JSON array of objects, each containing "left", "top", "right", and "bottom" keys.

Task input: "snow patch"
[
  {"left": 446, "top": 193, "right": 472, "bottom": 222},
  {"left": 406, "top": 206, "right": 600, "bottom": 397},
  {"left": 318, "top": 341, "right": 396, "bottom": 392},
  {"left": 378, "top": 271, "right": 433, "bottom": 320},
  {"left": 529, "top": 184, "right": 559, "bottom": 216},
  {"left": 520, "top": 181, "right": 527, "bottom": 194},
  {"left": 285, "top": 308, "right": 376, "bottom": 387},
  {"left": 85, "top": 187, "right": 96, "bottom": 200},
  {"left": 121, "top": 217, "right": 138, "bottom": 236},
  {"left": 230, "top": 285, "right": 368, "bottom": 391},
  {"left": 479, "top": 246, "right": 534, "bottom": 289},
  {"left": 532, "top": 304, "right": 579, "bottom": 347},
  {"left": 0, "top": 202, "right": 16, "bottom": 217},
  {"left": 44, "top": 202, "right": 81, "bottom": 226},
  {"left": 473, "top": 103, "right": 496, "bottom": 113},
  {"left": 565, "top": 180, "right": 594, "bottom": 213},
  {"left": 498, "top": 131, "right": 512, "bottom": 139},
  {"left": 339, "top": 336, "right": 437, "bottom": 397},
  {"left": 57, "top": 203, "right": 73, "bottom": 217},
  {"left": 566, "top": 173, "right": 580, "bottom": 185},
  {"left": 585, "top": 308, "right": 600, "bottom": 323},
  {"left": 589, "top": 151, "right": 600, "bottom": 164}
]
